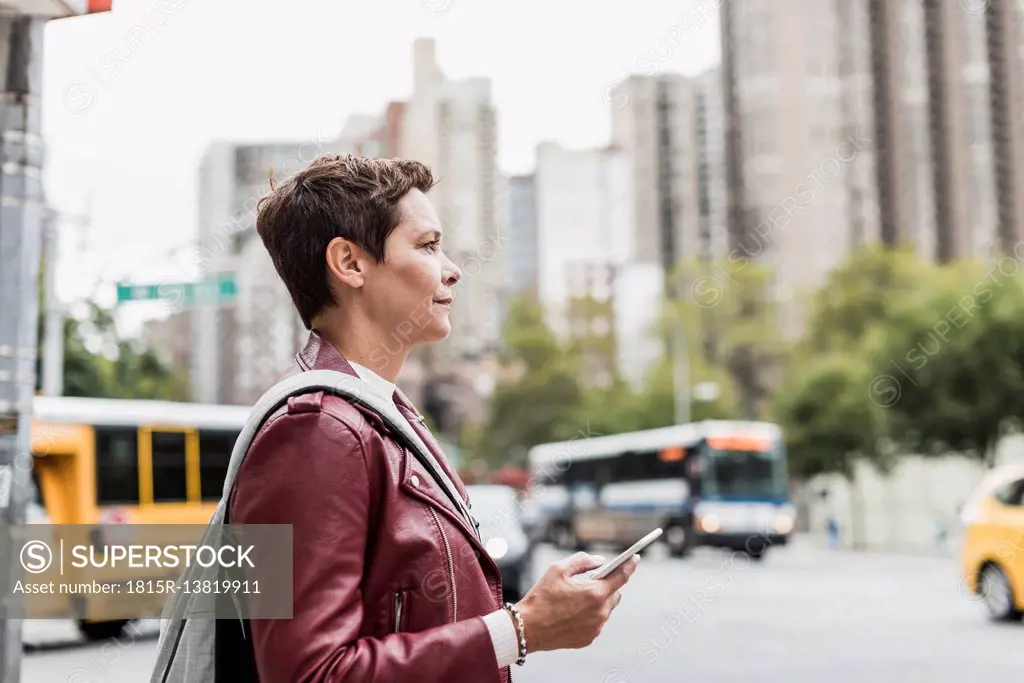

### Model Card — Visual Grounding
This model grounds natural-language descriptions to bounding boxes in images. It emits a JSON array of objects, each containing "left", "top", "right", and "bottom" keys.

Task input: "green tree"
[
  {"left": 670, "top": 258, "right": 783, "bottom": 420},
  {"left": 773, "top": 351, "right": 896, "bottom": 550},
  {"left": 870, "top": 257, "right": 1024, "bottom": 467},
  {"left": 774, "top": 353, "right": 892, "bottom": 480},
  {"left": 467, "top": 292, "right": 585, "bottom": 468},
  {"left": 776, "top": 244, "right": 938, "bottom": 479},
  {"left": 801, "top": 244, "right": 932, "bottom": 355},
  {"left": 38, "top": 300, "right": 190, "bottom": 401},
  {"left": 627, "top": 355, "right": 738, "bottom": 430}
]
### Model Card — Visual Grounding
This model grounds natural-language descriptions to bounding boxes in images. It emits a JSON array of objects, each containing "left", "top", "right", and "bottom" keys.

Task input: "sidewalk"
[{"left": 791, "top": 532, "right": 960, "bottom": 559}]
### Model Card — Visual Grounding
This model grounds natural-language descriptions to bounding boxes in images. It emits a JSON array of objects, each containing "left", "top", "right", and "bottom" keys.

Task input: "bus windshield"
[{"left": 702, "top": 445, "right": 788, "bottom": 501}]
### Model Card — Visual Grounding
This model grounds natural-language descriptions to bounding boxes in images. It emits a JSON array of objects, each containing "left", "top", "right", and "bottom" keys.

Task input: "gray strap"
[
  {"left": 221, "top": 369, "right": 475, "bottom": 533},
  {"left": 153, "top": 369, "right": 477, "bottom": 682}
]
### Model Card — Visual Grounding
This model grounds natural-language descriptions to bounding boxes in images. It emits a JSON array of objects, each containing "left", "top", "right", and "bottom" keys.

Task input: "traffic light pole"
[
  {"left": 41, "top": 209, "right": 63, "bottom": 397},
  {"left": 0, "top": 12, "right": 46, "bottom": 683}
]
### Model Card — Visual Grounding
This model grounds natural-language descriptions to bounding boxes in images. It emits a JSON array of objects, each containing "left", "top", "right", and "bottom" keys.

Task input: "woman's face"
[{"left": 364, "top": 189, "right": 461, "bottom": 348}]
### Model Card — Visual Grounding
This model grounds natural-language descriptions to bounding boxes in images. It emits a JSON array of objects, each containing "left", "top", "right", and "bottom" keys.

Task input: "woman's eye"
[{"left": 423, "top": 240, "right": 441, "bottom": 252}]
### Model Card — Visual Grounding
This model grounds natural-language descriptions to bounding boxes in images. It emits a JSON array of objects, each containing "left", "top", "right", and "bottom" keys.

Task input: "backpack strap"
[
  {"left": 154, "top": 370, "right": 478, "bottom": 683},
  {"left": 221, "top": 369, "right": 477, "bottom": 535}
]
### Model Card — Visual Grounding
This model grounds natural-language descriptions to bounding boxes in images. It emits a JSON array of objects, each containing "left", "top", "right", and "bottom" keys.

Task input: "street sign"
[{"left": 116, "top": 273, "right": 238, "bottom": 306}]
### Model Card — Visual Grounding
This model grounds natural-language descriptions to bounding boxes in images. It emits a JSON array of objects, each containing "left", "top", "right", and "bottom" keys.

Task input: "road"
[{"left": 21, "top": 540, "right": 1022, "bottom": 682}]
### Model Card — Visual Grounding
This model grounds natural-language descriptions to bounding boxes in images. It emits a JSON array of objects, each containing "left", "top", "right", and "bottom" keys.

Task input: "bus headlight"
[
  {"left": 773, "top": 515, "right": 794, "bottom": 535},
  {"left": 699, "top": 513, "right": 720, "bottom": 533},
  {"left": 485, "top": 537, "right": 508, "bottom": 560}
]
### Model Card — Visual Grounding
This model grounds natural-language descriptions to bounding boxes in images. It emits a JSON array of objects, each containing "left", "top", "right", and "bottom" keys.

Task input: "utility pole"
[
  {"left": 0, "top": 3, "right": 109, "bottom": 677},
  {"left": 671, "top": 314, "right": 690, "bottom": 425},
  {"left": 41, "top": 208, "right": 62, "bottom": 397},
  {"left": 0, "top": 12, "right": 45, "bottom": 683}
]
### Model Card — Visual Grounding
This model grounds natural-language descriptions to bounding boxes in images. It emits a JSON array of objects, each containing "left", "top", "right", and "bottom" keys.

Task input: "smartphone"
[{"left": 577, "top": 528, "right": 663, "bottom": 581}]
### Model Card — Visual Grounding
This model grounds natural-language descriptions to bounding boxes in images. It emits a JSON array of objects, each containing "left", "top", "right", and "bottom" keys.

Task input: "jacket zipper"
[
  {"left": 427, "top": 504, "right": 458, "bottom": 623},
  {"left": 393, "top": 591, "right": 405, "bottom": 633},
  {"left": 381, "top": 438, "right": 468, "bottom": 625}
]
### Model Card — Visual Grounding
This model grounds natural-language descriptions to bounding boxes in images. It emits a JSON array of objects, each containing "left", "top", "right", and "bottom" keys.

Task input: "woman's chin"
[
  {"left": 430, "top": 319, "right": 453, "bottom": 341},
  {"left": 416, "top": 315, "right": 452, "bottom": 344}
]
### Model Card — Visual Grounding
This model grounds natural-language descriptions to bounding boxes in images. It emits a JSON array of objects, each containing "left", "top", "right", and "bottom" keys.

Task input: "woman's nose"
[{"left": 443, "top": 258, "right": 462, "bottom": 287}]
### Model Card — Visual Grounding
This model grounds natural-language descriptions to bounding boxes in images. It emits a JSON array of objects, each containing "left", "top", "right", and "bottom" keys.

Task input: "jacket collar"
[
  {"left": 292, "top": 330, "right": 470, "bottom": 505},
  {"left": 294, "top": 329, "right": 360, "bottom": 377}
]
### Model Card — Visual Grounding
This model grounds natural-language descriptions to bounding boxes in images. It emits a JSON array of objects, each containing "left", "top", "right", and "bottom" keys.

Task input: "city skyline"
[{"left": 40, "top": 0, "right": 721, "bottom": 337}]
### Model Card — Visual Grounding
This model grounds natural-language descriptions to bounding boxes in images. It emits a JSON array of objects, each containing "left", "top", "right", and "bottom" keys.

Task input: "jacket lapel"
[
  {"left": 295, "top": 332, "right": 480, "bottom": 540},
  {"left": 393, "top": 389, "right": 469, "bottom": 502}
]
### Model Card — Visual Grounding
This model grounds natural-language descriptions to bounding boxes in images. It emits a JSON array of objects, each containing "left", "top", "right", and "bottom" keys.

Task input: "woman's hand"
[{"left": 514, "top": 552, "right": 640, "bottom": 653}]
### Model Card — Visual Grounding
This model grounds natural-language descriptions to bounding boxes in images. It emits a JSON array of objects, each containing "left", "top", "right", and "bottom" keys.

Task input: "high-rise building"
[
  {"left": 613, "top": 262, "right": 665, "bottom": 392},
  {"left": 719, "top": 0, "right": 1023, "bottom": 323},
  {"left": 193, "top": 142, "right": 242, "bottom": 404},
  {"left": 985, "top": 0, "right": 1024, "bottom": 252},
  {"left": 694, "top": 66, "right": 730, "bottom": 264},
  {"left": 865, "top": 0, "right": 919, "bottom": 251},
  {"left": 503, "top": 174, "right": 539, "bottom": 309},
  {"left": 399, "top": 38, "right": 504, "bottom": 363},
  {"left": 607, "top": 70, "right": 727, "bottom": 389},
  {"left": 721, "top": 0, "right": 874, "bottom": 329},
  {"left": 533, "top": 142, "right": 633, "bottom": 340},
  {"left": 566, "top": 262, "right": 619, "bottom": 388},
  {"left": 611, "top": 74, "right": 701, "bottom": 275},
  {"left": 143, "top": 310, "right": 194, "bottom": 390},
  {"left": 193, "top": 134, "right": 348, "bottom": 404}
]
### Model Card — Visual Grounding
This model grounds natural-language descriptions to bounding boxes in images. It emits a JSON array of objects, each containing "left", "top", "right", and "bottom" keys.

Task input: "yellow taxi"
[{"left": 959, "top": 462, "right": 1024, "bottom": 622}]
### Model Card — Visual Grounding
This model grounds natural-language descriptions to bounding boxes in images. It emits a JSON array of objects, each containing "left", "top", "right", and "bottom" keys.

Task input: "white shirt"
[{"left": 347, "top": 361, "right": 519, "bottom": 669}]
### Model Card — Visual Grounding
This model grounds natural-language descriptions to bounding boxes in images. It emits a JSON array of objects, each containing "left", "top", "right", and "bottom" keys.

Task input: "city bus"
[
  {"left": 27, "top": 395, "right": 251, "bottom": 639},
  {"left": 526, "top": 421, "right": 795, "bottom": 560}
]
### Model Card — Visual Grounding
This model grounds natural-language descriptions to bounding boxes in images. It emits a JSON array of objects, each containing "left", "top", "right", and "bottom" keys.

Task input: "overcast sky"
[{"left": 40, "top": 0, "right": 720, "bottom": 331}]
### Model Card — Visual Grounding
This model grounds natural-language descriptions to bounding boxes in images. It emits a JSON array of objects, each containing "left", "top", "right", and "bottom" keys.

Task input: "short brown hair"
[{"left": 256, "top": 154, "right": 436, "bottom": 329}]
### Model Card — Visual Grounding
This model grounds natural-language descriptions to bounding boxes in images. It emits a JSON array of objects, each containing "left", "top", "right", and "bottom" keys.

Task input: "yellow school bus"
[{"left": 29, "top": 395, "right": 252, "bottom": 639}]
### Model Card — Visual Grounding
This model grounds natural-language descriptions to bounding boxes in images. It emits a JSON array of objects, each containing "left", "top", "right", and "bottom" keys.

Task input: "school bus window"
[
  {"left": 199, "top": 430, "right": 237, "bottom": 501},
  {"left": 152, "top": 431, "right": 188, "bottom": 503},
  {"left": 95, "top": 427, "right": 140, "bottom": 505}
]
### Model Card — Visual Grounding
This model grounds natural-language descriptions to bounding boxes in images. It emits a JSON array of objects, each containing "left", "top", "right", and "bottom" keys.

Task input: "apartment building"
[
  {"left": 504, "top": 174, "right": 539, "bottom": 303},
  {"left": 984, "top": 0, "right": 1024, "bottom": 252},
  {"left": 533, "top": 142, "right": 633, "bottom": 339},
  {"left": 399, "top": 38, "right": 504, "bottom": 364},
  {"left": 193, "top": 134, "right": 350, "bottom": 404},
  {"left": 723, "top": 0, "right": 880, "bottom": 315},
  {"left": 719, "top": 0, "right": 1023, "bottom": 332},
  {"left": 611, "top": 74, "right": 701, "bottom": 275}
]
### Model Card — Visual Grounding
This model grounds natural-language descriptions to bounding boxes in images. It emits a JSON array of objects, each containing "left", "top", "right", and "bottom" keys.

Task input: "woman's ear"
[{"left": 326, "top": 237, "right": 366, "bottom": 289}]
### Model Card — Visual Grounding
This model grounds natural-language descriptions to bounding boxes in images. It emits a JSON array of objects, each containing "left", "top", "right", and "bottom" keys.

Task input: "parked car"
[
  {"left": 467, "top": 484, "right": 534, "bottom": 602},
  {"left": 959, "top": 462, "right": 1024, "bottom": 622},
  {"left": 517, "top": 495, "right": 544, "bottom": 545}
]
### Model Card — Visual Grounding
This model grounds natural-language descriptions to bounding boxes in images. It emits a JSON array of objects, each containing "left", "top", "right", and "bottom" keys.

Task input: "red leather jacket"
[{"left": 230, "top": 332, "right": 510, "bottom": 682}]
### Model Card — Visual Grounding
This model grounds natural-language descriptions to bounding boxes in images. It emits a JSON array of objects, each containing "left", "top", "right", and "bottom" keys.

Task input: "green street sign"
[{"left": 116, "top": 273, "right": 238, "bottom": 305}]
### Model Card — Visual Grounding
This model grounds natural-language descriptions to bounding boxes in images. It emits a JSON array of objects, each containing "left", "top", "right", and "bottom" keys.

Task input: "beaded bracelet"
[{"left": 503, "top": 602, "right": 527, "bottom": 666}]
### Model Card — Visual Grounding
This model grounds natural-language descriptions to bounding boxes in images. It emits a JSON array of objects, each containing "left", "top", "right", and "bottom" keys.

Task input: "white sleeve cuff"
[{"left": 482, "top": 608, "right": 520, "bottom": 669}]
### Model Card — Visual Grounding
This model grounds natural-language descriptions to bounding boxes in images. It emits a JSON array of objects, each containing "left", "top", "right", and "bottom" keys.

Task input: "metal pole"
[
  {"left": 42, "top": 209, "right": 62, "bottom": 397},
  {"left": 670, "top": 272, "right": 690, "bottom": 426},
  {"left": 0, "top": 12, "right": 45, "bottom": 683},
  {"left": 672, "top": 320, "right": 690, "bottom": 425}
]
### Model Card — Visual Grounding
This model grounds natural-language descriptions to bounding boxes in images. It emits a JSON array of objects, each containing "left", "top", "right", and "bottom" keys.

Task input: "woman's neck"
[{"left": 313, "top": 313, "right": 408, "bottom": 384}]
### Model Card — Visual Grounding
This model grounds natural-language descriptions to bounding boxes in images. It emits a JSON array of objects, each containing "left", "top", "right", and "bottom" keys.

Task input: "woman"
[{"left": 231, "top": 155, "right": 640, "bottom": 682}]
